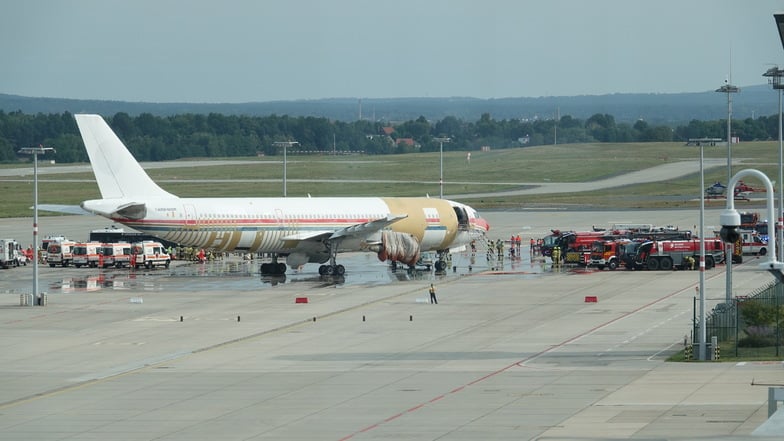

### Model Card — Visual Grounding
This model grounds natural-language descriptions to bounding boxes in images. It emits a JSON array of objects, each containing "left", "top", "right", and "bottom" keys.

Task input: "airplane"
[{"left": 69, "top": 114, "right": 489, "bottom": 276}]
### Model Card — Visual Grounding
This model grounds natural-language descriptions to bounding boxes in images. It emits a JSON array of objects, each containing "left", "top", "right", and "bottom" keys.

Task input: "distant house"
[
  {"left": 381, "top": 126, "right": 395, "bottom": 136},
  {"left": 395, "top": 138, "right": 418, "bottom": 148}
]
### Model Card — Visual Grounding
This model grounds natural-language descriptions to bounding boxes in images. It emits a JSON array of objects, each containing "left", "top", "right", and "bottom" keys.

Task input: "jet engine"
[{"left": 377, "top": 231, "right": 420, "bottom": 266}]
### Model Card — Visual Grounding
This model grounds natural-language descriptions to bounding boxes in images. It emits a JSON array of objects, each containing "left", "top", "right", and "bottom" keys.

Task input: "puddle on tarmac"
[{"left": 2, "top": 251, "right": 561, "bottom": 295}]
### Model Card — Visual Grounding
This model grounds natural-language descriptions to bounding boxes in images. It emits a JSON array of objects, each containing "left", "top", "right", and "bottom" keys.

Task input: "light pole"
[
  {"left": 763, "top": 67, "right": 784, "bottom": 264},
  {"left": 715, "top": 82, "right": 739, "bottom": 305},
  {"left": 698, "top": 141, "right": 707, "bottom": 360},
  {"left": 434, "top": 137, "right": 451, "bottom": 199},
  {"left": 273, "top": 141, "right": 298, "bottom": 197},
  {"left": 18, "top": 145, "right": 55, "bottom": 306},
  {"left": 770, "top": 12, "right": 784, "bottom": 264}
]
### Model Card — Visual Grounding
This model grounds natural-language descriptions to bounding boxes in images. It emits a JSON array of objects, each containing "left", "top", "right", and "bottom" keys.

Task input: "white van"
[
  {"left": 100, "top": 242, "right": 132, "bottom": 268},
  {"left": 72, "top": 242, "right": 103, "bottom": 268},
  {"left": 47, "top": 240, "right": 77, "bottom": 267},
  {"left": 131, "top": 241, "right": 171, "bottom": 269}
]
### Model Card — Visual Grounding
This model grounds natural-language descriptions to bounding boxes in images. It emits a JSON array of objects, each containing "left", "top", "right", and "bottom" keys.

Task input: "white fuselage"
[{"left": 84, "top": 196, "right": 485, "bottom": 261}]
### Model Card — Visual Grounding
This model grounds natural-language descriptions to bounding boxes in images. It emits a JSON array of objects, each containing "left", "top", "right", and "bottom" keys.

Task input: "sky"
[{"left": 2, "top": 0, "right": 784, "bottom": 103}]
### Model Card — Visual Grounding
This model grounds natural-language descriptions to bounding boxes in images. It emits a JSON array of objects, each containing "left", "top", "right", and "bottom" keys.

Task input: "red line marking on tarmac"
[{"left": 337, "top": 271, "right": 729, "bottom": 440}]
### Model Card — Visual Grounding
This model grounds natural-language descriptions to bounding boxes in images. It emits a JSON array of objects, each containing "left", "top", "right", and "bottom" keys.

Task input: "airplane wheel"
[
  {"left": 435, "top": 260, "right": 446, "bottom": 272},
  {"left": 318, "top": 265, "right": 326, "bottom": 275},
  {"left": 277, "top": 262, "right": 287, "bottom": 274},
  {"left": 335, "top": 264, "right": 345, "bottom": 275}
]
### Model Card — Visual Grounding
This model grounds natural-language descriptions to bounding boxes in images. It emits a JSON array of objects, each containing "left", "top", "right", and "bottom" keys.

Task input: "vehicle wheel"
[
  {"left": 50, "top": 263, "right": 55, "bottom": 268},
  {"left": 760, "top": 247, "right": 767, "bottom": 256},
  {"left": 597, "top": 264, "right": 605, "bottom": 270},
  {"left": 75, "top": 264, "right": 82, "bottom": 268},
  {"left": 659, "top": 257, "right": 673, "bottom": 270},
  {"left": 145, "top": 260, "right": 152, "bottom": 269},
  {"left": 608, "top": 260, "right": 618, "bottom": 271},
  {"left": 647, "top": 258, "right": 660, "bottom": 270},
  {"left": 705, "top": 256, "right": 715, "bottom": 269},
  {"left": 164, "top": 260, "right": 171, "bottom": 269}
]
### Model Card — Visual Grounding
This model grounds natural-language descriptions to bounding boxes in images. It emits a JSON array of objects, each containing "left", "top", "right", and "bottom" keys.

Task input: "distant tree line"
[{"left": 0, "top": 110, "right": 782, "bottom": 163}]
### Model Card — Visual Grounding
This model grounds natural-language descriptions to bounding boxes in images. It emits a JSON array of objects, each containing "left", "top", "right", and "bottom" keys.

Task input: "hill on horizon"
[{"left": 0, "top": 85, "right": 779, "bottom": 124}]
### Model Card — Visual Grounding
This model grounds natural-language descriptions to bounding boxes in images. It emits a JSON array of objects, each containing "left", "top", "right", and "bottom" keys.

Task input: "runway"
[{"left": 0, "top": 211, "right": 782, "bottom": 440}]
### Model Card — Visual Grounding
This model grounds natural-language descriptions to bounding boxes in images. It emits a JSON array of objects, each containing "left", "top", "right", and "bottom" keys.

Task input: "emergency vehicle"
[
  {"left": 100, "top": 242, "right": 132, "bottom": 268},
  {"left": 541, "top": 230, "right": 611, "bottom": 264},
  {"left": 589, "top": 238, "right": 636, "bottom": 270},
  {"left": 72, "top": 242, "right": 103, "bottom": 268},
  {"left": 0, "top": 239, "right": 25, "bottom": 268},
  {"left": 130, "top": 241, "right": 171, "bottom": 269},
  {"left": 631, "top": 238, "right": 725, "bottom": 271},
  {"left": 740, "top": 230, "right": 768, "bottom": 256},
  {"left": 47, "top": 240, "right": 77, "bottom": 267}
]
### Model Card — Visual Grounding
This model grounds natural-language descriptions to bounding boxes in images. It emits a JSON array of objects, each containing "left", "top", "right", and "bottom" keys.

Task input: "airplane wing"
[
  {"left": 329, "top": 214, "right": 407, "bottom": 240},
  {"left": 280, "top": 214, "right": 408, "bottom": 267},
  {"left": 280, "top": 214, "right": 407, "bottom": 244}
]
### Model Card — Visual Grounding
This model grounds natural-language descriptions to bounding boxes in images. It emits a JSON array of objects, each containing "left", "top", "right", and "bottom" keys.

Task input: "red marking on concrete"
[
  {"left": 338, "top": 269, "right": 730, "bottom": 440},
  {"left": 584, "top": 295, "right": 598, "bottom": 303},
  {"left": 295, "top": 297, "right": 308, "bottom": 304}
]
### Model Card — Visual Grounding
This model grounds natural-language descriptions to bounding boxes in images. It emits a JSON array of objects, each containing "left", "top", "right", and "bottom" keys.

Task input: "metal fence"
[{"left": 692, "top": 280, "right": 784, "bottom": 359}]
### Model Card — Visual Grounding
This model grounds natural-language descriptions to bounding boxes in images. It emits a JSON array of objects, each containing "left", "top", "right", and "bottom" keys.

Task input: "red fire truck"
[{"left": 631, "top": 238, "right": 725, "bottom": 271}]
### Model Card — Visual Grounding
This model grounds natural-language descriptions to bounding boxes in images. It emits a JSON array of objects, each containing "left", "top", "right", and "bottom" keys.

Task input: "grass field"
[{"left": 1, "top": 140, "right": 780, "bottom": 218}]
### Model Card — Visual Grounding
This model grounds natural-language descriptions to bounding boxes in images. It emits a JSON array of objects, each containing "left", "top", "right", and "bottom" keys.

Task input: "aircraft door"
[
  {"left": 184, "top": 204, "right": 198, "bottom": 227},
  {"left": 453, "top": 206, "right": 469, "bottom": 230}
]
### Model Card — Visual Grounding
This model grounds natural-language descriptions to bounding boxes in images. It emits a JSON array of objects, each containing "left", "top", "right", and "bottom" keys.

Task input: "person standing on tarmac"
[{"left": 429, "top": 283, "right": 438, "bottom": 304}]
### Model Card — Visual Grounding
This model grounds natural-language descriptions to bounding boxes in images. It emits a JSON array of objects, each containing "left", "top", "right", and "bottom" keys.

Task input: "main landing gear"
[
  {"left": 434, "top": 250, "right": 449, "bottom": 272},
  {"left": 260, "top": 254, "right": 287, "bottom": 276},
  {"left": 318, "top": 263, "right": 345, "bottom": 276},
  {"left": 318, "top": 239, "right": 345, "bottom": 276}
]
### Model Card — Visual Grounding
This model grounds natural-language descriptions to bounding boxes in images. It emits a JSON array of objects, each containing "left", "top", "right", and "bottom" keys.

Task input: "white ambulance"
[
  {"left": 100, "top": 242, "right": 132, "bottom": 268},
  {"left": 72, "top": 242, "right": 103, "bottom": 268},
  {"left": 0, "top": 239, "right": 24, "bottom": 269},
  {"left": 47, "top": 240, "right": 77, "bottom": 267},
  {"left": 130, "top": 241, "right": 171, "bottom": 269}
]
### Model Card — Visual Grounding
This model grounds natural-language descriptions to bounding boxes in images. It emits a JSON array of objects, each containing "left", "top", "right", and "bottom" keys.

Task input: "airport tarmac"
[{"left": 1, "top": 210, "right": 783, "bottom": 440}]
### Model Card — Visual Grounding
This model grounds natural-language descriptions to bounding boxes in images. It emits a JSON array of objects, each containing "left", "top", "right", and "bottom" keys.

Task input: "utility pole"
[
  {"left": 17, "top": 145, "right": 55, "bottom": 306},
  {"left": 273, "top": 141, "right": 299, "bottom": 197},
  {"left": 434, "top": 137, "right": 451, "bottom": 199}
]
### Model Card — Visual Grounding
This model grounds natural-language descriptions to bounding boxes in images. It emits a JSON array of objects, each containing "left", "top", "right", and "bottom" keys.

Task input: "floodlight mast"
[
  {"left": 434, "top": 137, "right": 451, "bottom": 199},
  {"left": 17, "top": 146, "right": 55, "bottom": 306},
  {"left": 715, "top": 82, "right": 739, "bottom": 305},
  {"left": 273, "top": 141, "right": 299, "bottom": 197}
]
